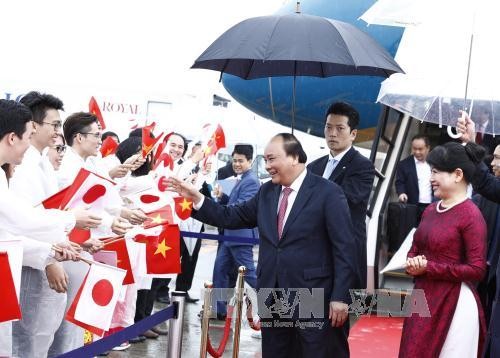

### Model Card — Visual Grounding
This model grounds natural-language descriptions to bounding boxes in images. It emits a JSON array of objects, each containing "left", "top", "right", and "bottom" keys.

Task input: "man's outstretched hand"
[{"left": 166, "top": 176, "right": 204, "bottom": 205}]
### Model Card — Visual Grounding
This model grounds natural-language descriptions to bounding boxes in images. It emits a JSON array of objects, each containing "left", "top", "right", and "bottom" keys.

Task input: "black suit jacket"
[
  {"left": 473, "top": 164, "right": 500, "bottom": 356},
  {"left": 192, "top": 171, "right": 359, "bottom": 305},
  {"left": 308, "top": 147, "right": 375, "bottom": 288},
  {"left": 395, "top": 155, "right": 420, "bottom": 205}
]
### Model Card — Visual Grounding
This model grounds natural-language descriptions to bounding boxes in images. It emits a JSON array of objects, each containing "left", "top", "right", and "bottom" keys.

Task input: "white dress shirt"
[
  {"left": 10, "top": 145, "right": 59, "bottom": 205},
  {"left": 414, "top": 157, "right": 432, "bottom": 204},
  {"left": 58, "top": 147, "right": 122, "bottom": 236},
  {"left": 322, "top": 147, "right": 351, "bottom": 179},
  {"left": 0, "top": 170, "right": 75, "bottom": 269},
  {"left": 277, "top": 167, "right": 307, "bottom": 226}
]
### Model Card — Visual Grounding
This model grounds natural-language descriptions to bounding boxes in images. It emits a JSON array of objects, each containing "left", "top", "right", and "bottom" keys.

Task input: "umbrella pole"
[
  {"left": 463, "top": 33, "right": 474, "bottom": 112},
  {"left": 268, "top": 77, "right": 277, "bottom": 123},
  {"left": 291, "top": 75, "right": 296, "bottom": 134}
]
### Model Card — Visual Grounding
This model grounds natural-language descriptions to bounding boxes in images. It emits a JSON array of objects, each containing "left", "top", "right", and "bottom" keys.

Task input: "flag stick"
[{"left": 51, "top": 245, "right": 97, "bottom": 266}]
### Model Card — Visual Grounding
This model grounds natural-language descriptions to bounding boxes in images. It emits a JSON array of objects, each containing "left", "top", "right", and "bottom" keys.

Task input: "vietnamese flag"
[
  {"left": 174, "top": 196, "right": 193, "bottom": 220},
  {"left": 0, "top": 252, "right": 22, "bottom": 323},
  {"left": 105, "top": 240, "right": 134, "bottom": 285},
  {"left": 66, "top": 262, "right": 126, "bottom": 336},
  {"left": 142, "top": 127, "right": 163, "bottom": 158},
  {"left": 136, "top": 225, "right": 180, "bottom": 274},
  {"left": 202, "top": 124, "right": 226, "bottom": 156},
  {"left": 100, "top": 136, "right": 118, "bottom": 158},
  {"left": 89, "top": 96, "right": 106, "bottom": 130},
  {"left": 144, "top": 205, "right": 174, "bottom": 228},
  {"left": 152, "top": 152, "right": 174, "bottom": 172}
]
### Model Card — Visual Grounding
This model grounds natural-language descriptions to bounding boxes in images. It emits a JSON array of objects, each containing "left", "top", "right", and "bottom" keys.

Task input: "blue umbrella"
[{"left": 192, "top": 8, "right": 403, "bottom": 131}]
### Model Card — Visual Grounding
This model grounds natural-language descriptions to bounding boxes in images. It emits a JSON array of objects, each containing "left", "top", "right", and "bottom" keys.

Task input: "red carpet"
[{"left": 348, "top": 316, "right": 403, "bottom": 357}]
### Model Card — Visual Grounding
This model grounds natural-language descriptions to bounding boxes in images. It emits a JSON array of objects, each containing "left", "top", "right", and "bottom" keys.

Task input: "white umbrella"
[{"left": 361, "top": 0, "right": 500, "bottom": 135}]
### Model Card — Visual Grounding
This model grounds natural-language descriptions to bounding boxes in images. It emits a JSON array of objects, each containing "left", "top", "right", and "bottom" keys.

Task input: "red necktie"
[
  {"left": 277, "top": 187, "right": 293, "bottom": 239},
  {"left": 476, "top": 132, "right": 483, "bottom": 145}
]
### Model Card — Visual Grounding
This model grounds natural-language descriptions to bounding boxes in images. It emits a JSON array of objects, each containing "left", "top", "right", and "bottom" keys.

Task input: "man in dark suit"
[
  {"left": 457, "top": 113, "right": 500, "bottom": 357},
  {"left": 212, "top": 144, "right": 260, "bottom": 319},
  {"left": 395, "top": 135, "right": 432, "bottom": 221},
  {"left": 168, "top": 133, "right": 358, "bottom": 358},
  {"left": 308, "top": 102, "right": 375, "bottom": 289}
]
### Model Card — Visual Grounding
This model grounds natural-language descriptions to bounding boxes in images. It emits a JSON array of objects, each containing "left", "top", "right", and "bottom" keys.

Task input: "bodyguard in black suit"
[
  {"left": 167, "top": 133, "right": 358, "bottom": 358},
  {"left": 457, "top": 113, "right": 500, "bottom": 357},
  {"left": 308, "top": 102, "right": 374, "bottom": 289}
]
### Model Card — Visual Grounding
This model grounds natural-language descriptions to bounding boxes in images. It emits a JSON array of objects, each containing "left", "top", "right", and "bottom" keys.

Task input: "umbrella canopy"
[
  {"left": 361, "top": 0, "right": 500, "bottom": 134},
  {"left": 192, "top": 12, "right": 404, "bottom": 80}
]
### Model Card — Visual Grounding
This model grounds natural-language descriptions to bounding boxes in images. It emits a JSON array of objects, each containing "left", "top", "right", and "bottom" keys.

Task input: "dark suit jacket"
[
  {"left": 395, "top": 155, "right": 421, "bottom": 205},
  {"left": 307, "top": 147, "right": 375, "bottom": 288},
  {"left": 219, "top": 170, "right": 260, "bottom": 245},
  {"left": 193, "top": 171, "right": 358, "bottom": 304},
  {"left": 471, "top": 163, "right": 500, "bottom": 357}
]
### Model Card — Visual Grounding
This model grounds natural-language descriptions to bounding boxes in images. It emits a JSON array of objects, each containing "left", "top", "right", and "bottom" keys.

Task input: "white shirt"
[
  {"left": 58, "top": 147, "right": 122, "bottom": 236},
  {"left": 277, "top": 168, "right": 307, "bottom": 226},
  {"left": 414, "top": 157, "right": 432, "bottom": 204},
  {"left": 0, "top": 171, "right": 75, "bottom": 269},
  {"left": 9, "top": 145, "right": 74, "bottom": 245},
  {"left": 10, "top": 145, "right": 59, "bottom": 205}
]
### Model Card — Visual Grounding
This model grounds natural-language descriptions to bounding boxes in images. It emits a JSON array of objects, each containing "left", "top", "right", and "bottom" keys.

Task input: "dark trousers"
[
  {"left": 135, "top": 278, "right": 163, "bottom": 322},
  {"left": 175, "top": 237, "right": 202, "bottom": 292}
]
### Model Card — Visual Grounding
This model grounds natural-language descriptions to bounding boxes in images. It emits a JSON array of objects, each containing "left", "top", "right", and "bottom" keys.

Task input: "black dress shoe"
[
  {"left": 152, "top": 325, "right": 168, "bottom": 335},
  {"left": 129, "top": 335, "right": 146, "bottom": 344},
  {"left": 185, "top": 293, "right": 199, "bottom": 303},
  {"left": 157, "top": 296, "right": 171, "bottom": 304}
]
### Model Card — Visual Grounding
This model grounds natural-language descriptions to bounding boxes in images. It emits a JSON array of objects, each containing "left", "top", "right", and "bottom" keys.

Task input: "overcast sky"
[{"left": 0, "top": 0, "right": 285, "bottom": 97}]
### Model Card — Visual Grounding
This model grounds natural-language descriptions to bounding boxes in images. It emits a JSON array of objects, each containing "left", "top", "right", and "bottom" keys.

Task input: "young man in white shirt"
[
  {"left": 0, "top": 99, "right": 90, "bottom": 357},
  {"left": 8, "top": 93, "right": 103, "bottom": 358}
]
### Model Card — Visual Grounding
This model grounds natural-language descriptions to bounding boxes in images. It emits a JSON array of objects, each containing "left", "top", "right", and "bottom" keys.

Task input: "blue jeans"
[{"left": 212, "top": 243, "right": 257, "bottom": 316}]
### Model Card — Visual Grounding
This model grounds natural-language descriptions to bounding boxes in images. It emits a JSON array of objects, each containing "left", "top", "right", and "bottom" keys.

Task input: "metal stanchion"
[
  {"left": 167, "top": 291, "right": 186, "bottom": 358},
  {"left": 232, "top": 266, "right": 246, "bottom": 358},
  {"left": 200, "top": 281, "right": 213, "bottom": 358}
]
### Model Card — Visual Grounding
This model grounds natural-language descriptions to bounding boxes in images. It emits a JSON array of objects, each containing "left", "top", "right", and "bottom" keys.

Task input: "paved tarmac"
[{"left": 107, "top": 234, "right": 262, "bottom": 357}]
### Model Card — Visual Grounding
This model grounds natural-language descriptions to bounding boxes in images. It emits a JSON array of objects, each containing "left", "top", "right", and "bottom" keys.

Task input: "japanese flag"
[
  {"left": 62, "top": 168, "right": 116, "bottom": 212},
  {"left": 124, "top": 187, "right": 174, "bottom": 214},
  {"left": 66, "top": 262, "right": 126, "bottom": 336}
]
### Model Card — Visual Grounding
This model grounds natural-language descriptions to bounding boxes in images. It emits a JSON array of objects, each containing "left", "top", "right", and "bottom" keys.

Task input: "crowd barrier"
[{"left": 57, "top": 292, "right": 185, "bottom": 358}]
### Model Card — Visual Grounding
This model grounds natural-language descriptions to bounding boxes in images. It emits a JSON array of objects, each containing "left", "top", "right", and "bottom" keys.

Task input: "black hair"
[
  {"left": 63, "top": 112, "right": 99, "bottom": 146},
  {"left": 102, "top": 131, "right": 119, "bottom": 143},
  {"left": 426, "top": 142, "right": 485, "bottom": 183},
  {"left": 325, "top": 101, "right": 360, "bottom": 131},
  {"left": 274, "top": 133, "right": 307, "bottom": 163},
  {"left": 115, "top": 136, "right": 151, "bottom": 177},
  {"left": 19, "top": 91, "right": 64, "bottom": 124},
  {"left": 128, "top": 128, "right": 142, "bottom": 138},
  {"left": 0, "top": 99, "right": 33, "bottom": 140},
  {"left": 411, "top": 134, "right": 430, "bottom": 147},
  {"left": 232, "top": 144, "right": 253, "bottom": 161}
]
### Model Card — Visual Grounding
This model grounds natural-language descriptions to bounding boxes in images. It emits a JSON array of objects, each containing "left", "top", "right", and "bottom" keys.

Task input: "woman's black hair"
[
  {"left": 426, "top": 141, "right": 485, "bottom": 183},
  {"left": 115, "top": 136, "right": 151, "bottom": 177}
]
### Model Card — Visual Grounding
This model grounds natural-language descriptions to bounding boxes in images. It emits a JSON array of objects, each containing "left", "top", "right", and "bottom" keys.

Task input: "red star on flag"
[
  {"left": 174, "top": 196, "right": 193, "bottom": 220},
  {"left": 100, "top": 136, "right": 118, "bottom": 158}
]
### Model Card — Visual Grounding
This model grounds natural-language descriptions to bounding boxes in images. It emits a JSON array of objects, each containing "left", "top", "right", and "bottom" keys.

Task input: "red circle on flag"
[
  {"left": 157, "top": 176, "right": 167, "bottom": 192},
  {"left": 83, "top": 184, "right": 107, "bottom": 204},
  {"left": 92, "top": 279, "right": 114, "bottom": 306},
  {"left": 140, "top": 194, "right": 160, "bottom": 203}
]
